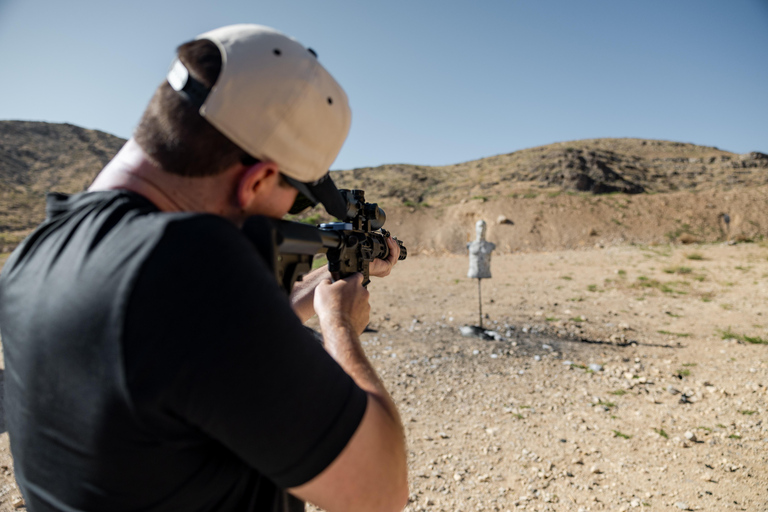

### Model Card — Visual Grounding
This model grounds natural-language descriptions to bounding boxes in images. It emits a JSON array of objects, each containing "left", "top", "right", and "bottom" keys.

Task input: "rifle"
[{"left": 243, "top": 189, "right": 407, "bottom": 294}]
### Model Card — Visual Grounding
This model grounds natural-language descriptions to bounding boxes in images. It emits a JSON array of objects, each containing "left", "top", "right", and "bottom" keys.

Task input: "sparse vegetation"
[
  {"left": 612, "top": 430, "right": 631, "bottom": 439},
  {"left": 653, "top": 428, "right": 669, "bottom": 439},
  {"left": 716, "top": 327, "right": 767, "bottom": 344},
  {"left": 663, "top": 266, "right": 692, "bottom": 275},
  {"left": 311, "top": 254, "right": 328, "bottom": 270},
  {"left": 658, "top": 330, "right": 691, "bottom": 337}
]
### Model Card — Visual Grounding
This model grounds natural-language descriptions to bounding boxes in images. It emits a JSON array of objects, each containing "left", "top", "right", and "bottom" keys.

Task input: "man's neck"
[{"left": 89, "top": 138, "right": 238, "bottom": 219}]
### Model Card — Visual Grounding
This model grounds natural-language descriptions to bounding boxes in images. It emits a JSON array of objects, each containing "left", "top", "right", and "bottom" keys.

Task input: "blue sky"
[{"left": 1, "top": 0, "right": 766, "bottom": 170}]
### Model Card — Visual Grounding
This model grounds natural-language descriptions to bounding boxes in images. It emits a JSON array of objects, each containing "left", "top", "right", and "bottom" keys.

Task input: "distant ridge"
[
  {"left": 330, "top": 138, "right": 768, "bottom": 208},
  {"left": 1, "top": 120, "right": 766, "bottom": 252}
]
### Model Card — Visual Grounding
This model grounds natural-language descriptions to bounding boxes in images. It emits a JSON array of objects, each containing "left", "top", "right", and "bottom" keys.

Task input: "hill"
[
  {"left": 0, "top": 121, "right": 125, "bottom": 248},
  {"left": 331, "top": 138, "right": 768, "bottom": 207},
  {"left": 0, "top": 120, "right": 766, "bottom": 253}
]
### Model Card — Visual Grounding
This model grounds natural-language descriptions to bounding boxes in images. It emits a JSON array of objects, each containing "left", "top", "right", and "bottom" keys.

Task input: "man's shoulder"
[{"left": 148, "top": 211, "right": 263, "bottom": 272}]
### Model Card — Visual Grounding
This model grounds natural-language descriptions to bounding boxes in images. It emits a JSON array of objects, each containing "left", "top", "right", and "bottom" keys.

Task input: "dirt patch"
[
  {"left": 312, "top": 241, "right": 766, "bottom": 511},
  {"left": 383, "top": 186, "right": 768, "bottom": 255}
]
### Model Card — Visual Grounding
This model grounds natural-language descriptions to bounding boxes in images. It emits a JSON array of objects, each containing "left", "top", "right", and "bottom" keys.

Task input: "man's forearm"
[
  {"left": 290, "top": 266, "right": 331, "bottom": 323},
  {"left": 319, "top": 319, "right": 403, "bottom": 429}
]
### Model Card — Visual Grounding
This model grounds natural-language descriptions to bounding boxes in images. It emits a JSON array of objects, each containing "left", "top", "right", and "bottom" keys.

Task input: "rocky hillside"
[
  {"left": 332, "top": 139, "right": 768, "bottom": 208},
  {"left": 0, "top": 121, "right": 125, "bottom": 247},
  {"left": 1, "top": 120, "right": 766, "bottom": 253}
]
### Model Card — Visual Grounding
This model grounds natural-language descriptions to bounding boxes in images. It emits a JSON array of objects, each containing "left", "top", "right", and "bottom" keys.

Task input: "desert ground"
[{"left": 0, "top": 240, "right": 767, "bottom": 511}]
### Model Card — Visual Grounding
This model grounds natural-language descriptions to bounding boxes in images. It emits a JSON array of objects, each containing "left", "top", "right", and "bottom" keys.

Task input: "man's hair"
[{"left": 134, "top": 40, "right": 257, "bottom": 177}]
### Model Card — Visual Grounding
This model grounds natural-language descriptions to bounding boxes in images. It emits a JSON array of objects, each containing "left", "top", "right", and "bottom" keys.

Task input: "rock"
[
  {"left": 477, "top": 474, "right": 491, "bottom": 483},
  {"left": 11, "top": 497, "right": 24, "bottom": 509},
  {"left": 485, "top": 330, "right": 505, "bottom": 341},
  {"left": 590, "top": 464, "right": 601, "bottom": 474},
  {"left": 589, "top": 363, "right": 603, "bottom": 372},
  {"left": 453, "top": 472, "right": 463, "bottom": 481},
  {"left": 668, "top": 386, "right": 681, "bottom": 395},
  {"left": 678, "top": 233, "right": 700, "bottom": 244},
  {"left": 497, "top": 215, "right": 514, "bottom": 225},
  {"left": 684, "top": 431, "right": 697, "bottom": 442},
  {"left": 675, "top": 502, "right": 689, "bottom": 510},
  {"left": 563, "top": 360, "right": 574, "bottom": 366},
  {"left": 459, "top": 325, "right": 494, "bottom": 340}
]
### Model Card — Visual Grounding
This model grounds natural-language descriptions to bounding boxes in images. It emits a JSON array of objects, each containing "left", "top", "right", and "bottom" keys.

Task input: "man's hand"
[
  {"left": 294, "top": 270, "right": 408, "bottom": 512},
  {"left": 314, "top": 273, "right": 370, "bottom": 335},
  {"left": 369, "top": 236, "right": 400, "bottom": 278}
]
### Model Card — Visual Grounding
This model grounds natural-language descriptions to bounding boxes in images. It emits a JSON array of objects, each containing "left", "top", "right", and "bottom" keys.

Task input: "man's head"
[
  {"left": 134, "top": 24, "right": 351, "bottom": 219},
  {"left": 475, "top": 220, "right": 487, "bottom": 241}
]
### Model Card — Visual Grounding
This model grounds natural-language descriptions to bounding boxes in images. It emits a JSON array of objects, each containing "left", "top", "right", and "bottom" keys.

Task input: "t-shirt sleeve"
[{"left": 122, "top": 215, "right": 367, "bottom": 489}]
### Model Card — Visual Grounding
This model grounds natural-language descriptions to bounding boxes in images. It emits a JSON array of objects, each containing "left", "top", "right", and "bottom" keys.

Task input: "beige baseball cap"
[{"left": 167, "top": 24, "right": 352, "bottom": 218}]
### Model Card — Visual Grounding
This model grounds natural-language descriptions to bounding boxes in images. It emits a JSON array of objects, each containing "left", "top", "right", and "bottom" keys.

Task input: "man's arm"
[
  {"left": 289, "top": 265, "right": 331, "bottom": 323},
  {"left": 289, "top": 236, "right": 401, "bottom": 323},
  {"left": 289, "top": 273, "right": 408, "bottom": 512}
]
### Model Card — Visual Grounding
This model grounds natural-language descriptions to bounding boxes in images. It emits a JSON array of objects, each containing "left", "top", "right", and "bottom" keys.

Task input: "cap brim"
[{"left": 283, "top": 172, "right": 349, "bottom": 220}]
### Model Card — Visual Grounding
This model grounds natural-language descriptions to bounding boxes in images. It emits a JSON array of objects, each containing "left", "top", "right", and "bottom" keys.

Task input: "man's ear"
[{"left": 237, "top": 161, "right": 279, "bottom": 210}]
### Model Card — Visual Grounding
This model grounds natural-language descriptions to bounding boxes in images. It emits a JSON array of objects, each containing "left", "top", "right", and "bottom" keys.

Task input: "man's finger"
[{"left": 387, "top": 237, "right": 399, "bottom": 265}]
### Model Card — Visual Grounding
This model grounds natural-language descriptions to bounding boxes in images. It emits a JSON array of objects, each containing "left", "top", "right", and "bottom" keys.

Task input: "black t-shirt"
[{"left": 0, "top": 190, "right": 367, "bottom": 512}]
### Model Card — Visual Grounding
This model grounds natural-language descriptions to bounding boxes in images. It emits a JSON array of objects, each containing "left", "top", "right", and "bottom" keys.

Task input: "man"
[{"left": 0, "top": 24, "right": 408, "bottom": 512}]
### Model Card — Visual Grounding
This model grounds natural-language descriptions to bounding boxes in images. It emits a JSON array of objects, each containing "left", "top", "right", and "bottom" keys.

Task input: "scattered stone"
[
  {"left": 590, "top": 465, "right": 602, "bottom": 474},
  {"left": 668, "top": 386, "right": 681, "bottom": 395},
  {"left": 684, "top": 431, "right": 697, "bottom": 443},
  {"left": 589, "top": 363, "right": 603, "bottom": 372},
  {"left": 675, "top": 502, "right": 690, "bottom": 510},
  {"left": 459, "top": 325, "right": 494, "bottom": 340}
]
